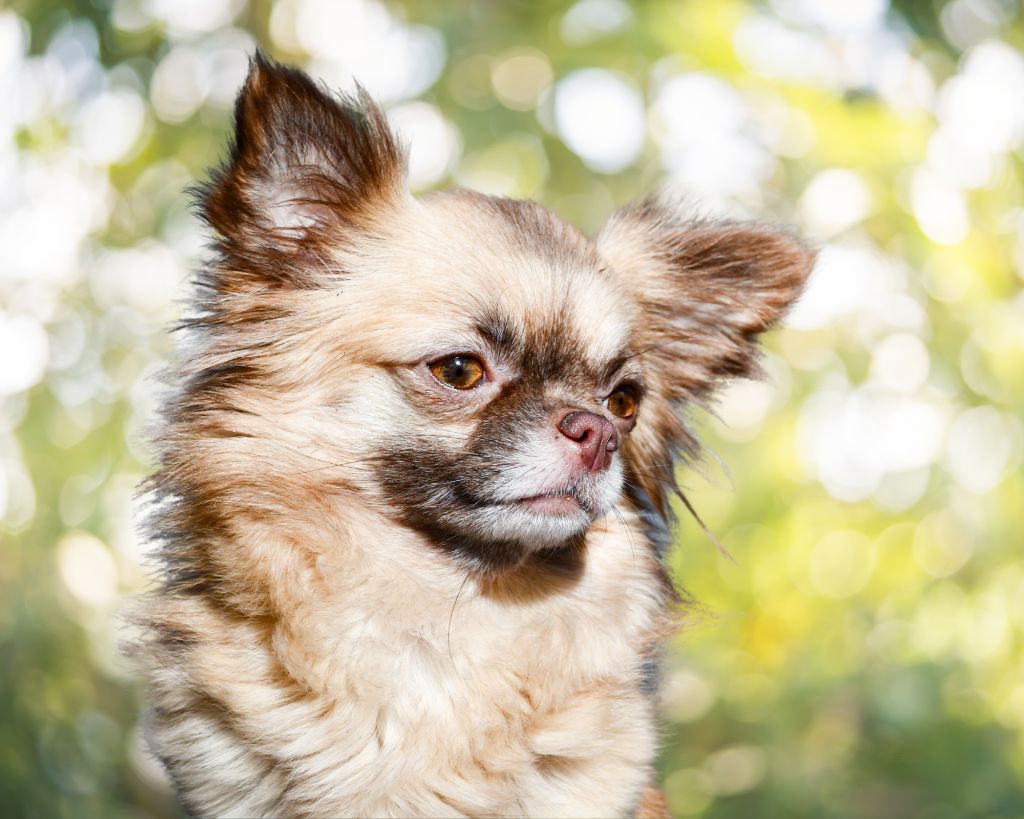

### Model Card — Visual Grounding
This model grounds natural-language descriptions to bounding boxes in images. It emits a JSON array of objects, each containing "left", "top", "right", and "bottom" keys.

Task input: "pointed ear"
[
  {"left": 598, "top": 197, "right": 815, "bottom": 401},
  {"left": 597, "top": 197, "right": 815, "bottom": 512},
  {"left": 199, "top": 52, "right": 406, "bottom": 289}
]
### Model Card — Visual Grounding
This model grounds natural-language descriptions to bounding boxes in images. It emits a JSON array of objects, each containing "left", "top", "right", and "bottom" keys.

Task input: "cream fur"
[{"left": 142, "top": 506, "right": 667, "bottom": 817}]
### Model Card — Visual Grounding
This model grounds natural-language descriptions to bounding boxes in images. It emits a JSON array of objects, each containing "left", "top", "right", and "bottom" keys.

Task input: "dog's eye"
[
  {"left": 606, "top": 385, "right": 639, "bottom": 418},
  {"left": 430, "top": 355, "right": 485, "bottom": 390}
]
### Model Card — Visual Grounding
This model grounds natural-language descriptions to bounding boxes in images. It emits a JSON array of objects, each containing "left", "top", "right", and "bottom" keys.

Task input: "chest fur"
[{"left": 142, "top": 514, "right": 669, "bottom": 817}]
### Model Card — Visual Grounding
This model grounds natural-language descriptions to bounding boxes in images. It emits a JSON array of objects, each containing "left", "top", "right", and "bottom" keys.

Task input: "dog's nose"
[{"left": 558, "top": 411, "right": 619, "bottom": 473}]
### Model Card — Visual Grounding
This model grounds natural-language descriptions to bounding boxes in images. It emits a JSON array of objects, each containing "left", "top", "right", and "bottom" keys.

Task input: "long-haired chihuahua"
[{"left": 130, "top": 53, "right": 814, "bottom": 818}]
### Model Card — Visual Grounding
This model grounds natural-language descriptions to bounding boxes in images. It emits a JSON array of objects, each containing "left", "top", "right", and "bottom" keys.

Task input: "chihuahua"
[{"left": 131, "top": 53, "right": 813, "bottom": 818}]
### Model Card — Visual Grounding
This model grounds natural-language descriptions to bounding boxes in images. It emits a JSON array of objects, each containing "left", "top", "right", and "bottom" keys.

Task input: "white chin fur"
[{"left": 471, "top": 502, "right": 593, "bottom": 546}]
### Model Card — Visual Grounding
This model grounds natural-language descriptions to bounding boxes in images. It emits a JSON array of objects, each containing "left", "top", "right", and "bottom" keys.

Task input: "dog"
[{"left": 130, "top": 52, "right": 814, "bottom": 818}]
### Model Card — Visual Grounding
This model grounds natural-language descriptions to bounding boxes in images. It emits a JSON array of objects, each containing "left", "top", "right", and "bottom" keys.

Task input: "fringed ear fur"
[
  {"left": 197, "top": 52, "right": 406, "bottom": 290},
  {"left": 597, "top": 196, "right": 816, "bottom": 514}
]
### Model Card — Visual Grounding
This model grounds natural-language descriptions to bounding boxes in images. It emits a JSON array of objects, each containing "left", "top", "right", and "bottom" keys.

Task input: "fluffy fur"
[{"left": 130, "top": 53, "right": 814, "bottom": 818}]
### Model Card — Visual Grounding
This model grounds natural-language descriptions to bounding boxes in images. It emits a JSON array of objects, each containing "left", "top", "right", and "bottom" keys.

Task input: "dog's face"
[
  {"left": 351, "top": 192, "right": 643, "bottom": 565},
  {"left": 188, "top": 55, "right": 814, "bottom": 573}
]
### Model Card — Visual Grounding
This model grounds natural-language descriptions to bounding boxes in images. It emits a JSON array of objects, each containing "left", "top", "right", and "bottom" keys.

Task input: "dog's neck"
[{"left": 242, "top": 497, "right": 670, "bottom": 699}]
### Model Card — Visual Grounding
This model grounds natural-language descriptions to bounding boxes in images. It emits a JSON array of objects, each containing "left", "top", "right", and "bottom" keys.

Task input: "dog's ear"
[
  {"left": 597, "top": 196, "right": 815, "bottom": 511},
  {"left": 198, "top": 52, "right": 406, "bottom": 290}
]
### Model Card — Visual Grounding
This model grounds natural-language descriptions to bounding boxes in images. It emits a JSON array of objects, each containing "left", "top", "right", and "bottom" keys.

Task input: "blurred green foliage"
[{"left": 1, "top": 1, "right": 1022, "bottom": 817}]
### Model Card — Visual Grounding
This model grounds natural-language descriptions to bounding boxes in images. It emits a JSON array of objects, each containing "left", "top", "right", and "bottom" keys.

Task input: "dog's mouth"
[{"left": 510, "top": 485, "right": 594, "bottom": 517}]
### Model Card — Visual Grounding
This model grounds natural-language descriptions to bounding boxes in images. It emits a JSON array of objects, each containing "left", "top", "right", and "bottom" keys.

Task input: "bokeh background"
[{"left": 2, "top": 0, "right": 1023, "bottom": 816}]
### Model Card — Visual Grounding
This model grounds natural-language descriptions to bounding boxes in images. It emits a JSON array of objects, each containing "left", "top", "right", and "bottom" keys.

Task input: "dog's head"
[{"left": 184, "top": 55, "right": 814, "bottom": 574}]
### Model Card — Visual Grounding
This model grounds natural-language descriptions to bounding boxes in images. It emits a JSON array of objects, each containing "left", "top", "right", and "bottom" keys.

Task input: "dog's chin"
[{"left": 466, "top": 498, "right": 595, "bottom": 548}]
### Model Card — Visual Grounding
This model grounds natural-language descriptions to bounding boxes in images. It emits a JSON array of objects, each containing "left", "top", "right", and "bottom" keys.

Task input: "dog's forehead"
[
  {"left": 407, "top": 191, "right": 636, "bottom": 367},
  {"left": 340, "top": 191, "right": 637, "bottom": 373}
]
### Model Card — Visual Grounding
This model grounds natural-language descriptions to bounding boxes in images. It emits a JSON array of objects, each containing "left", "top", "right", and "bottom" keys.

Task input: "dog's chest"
[
  {"left": 157, "top": 518, "right": 666, "bottom": 817},
  {"left": 295, "top": 522, "right": 665, "bottom": 814}
]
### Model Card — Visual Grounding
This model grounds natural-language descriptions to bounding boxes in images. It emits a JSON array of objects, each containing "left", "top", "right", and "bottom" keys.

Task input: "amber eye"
[
  {"left": 606, "top": 384, "right": 639, "bottom": 418},
  {"left": 429, "top": 355, "right": 486, "bottom": 390}
]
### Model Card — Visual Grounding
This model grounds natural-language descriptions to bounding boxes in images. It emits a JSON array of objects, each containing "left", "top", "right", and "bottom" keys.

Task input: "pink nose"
[{"left": 558, "top": 411, "right": 619, "bottom": 473}]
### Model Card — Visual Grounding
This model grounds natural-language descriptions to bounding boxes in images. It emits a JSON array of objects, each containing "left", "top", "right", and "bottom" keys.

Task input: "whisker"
[
  {"left": 447, "top": 571, "right": 471, "bottom": 676},
  {"left": 675, "top": 488, "right": 734, "bottom": 564},
  {"left": 611, "top": 505, "right": 638, "bottom": 570}
]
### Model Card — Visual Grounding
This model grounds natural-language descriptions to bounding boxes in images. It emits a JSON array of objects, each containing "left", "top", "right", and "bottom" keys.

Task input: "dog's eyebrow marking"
[
  {"left": 475, "top": 313, "right": 520, "bottom": 355},
  {"left": 598, "top": 352, "right": 635, "bottom": 386}
]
